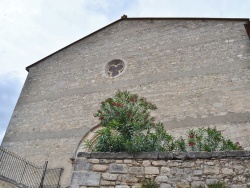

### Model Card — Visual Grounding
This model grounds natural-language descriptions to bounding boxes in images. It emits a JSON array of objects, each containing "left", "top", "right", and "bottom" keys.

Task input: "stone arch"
[{"left": 75, "top": 125, "right": 102, "bottom": 156}]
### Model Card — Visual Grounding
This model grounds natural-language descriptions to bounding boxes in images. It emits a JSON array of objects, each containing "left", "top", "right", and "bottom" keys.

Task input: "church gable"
[
  {"left": 22, "top": 18, "right": 249, "bottom": 104},
  {"left": 26, "top": 18, "right": 249, "bottom": 73},
  {"left": 2, "top": 17, "right": 250, "bottom": 187}
]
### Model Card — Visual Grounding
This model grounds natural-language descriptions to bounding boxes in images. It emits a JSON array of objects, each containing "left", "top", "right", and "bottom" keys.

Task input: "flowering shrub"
[
  {"left": 89, "top": 90, "right": 175, "bottom": 152},
  {"left": 86, "top": 90, "right": 242, "bottom": 152},
  {"left": 185, "top": 127, "right": 241, "bottom": 152}
]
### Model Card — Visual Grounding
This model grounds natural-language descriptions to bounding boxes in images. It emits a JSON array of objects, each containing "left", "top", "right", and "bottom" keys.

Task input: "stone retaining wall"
[{"left": 71, "top": 151, "right": 250, "bottom": 188}]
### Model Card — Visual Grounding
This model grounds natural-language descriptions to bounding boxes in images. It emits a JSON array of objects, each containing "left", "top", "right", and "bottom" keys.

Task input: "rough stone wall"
[
  {"left": 71, "top": 151, "right": 250, "bottom": 188},
  {"left": 2, "top": 19, "right": 250, "bottom": 187}
]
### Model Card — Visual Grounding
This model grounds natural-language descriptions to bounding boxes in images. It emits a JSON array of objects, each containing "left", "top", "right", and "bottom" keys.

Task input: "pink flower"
[
  {"left": 189, "top": 142, "right": 195, "bottom": 147},
  {"left": 189, "top": 134, "right": 194, "bottom": 139}
]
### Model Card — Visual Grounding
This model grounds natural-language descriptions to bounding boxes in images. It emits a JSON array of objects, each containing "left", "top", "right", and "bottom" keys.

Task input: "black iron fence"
[{"left": 0, "top": 147, "right": 63, "bottom": 188}]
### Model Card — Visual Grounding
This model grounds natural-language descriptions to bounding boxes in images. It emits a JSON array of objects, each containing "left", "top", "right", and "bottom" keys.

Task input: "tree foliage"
[{"left": 86, "top": 90, "right": 242, "bottom": 153}]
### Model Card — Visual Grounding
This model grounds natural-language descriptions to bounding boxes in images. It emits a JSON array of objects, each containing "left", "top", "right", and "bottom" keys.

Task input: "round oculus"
[{"left": 105, "top": 59, "right": 125, "bottom": 77}]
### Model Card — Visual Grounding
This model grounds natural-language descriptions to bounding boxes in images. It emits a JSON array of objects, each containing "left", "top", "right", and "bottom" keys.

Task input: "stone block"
[
  {"left": 114, "top": 152, "right": 133, "bottom": 159},
  {"left": 105, "top": 175, "right": 120, "bottom": 182},
  {"left": 171, "top": 167, "right": 184, "bottom": 175},
  {"left": 102, "top": 173, "right": 118, "bottom": 181},
  {"left": 133, "top": 152, "right": 158, "bottom": 159},
  {"left": 186, "top": 176, "right": 192, "bottom": 182},
  {"left": 129, "top": 167, "right": 144, "bottom": 174},
  {"left": 161, "top": 167, "right": 171, "bottom": 176},
  {"left": 227, "top": 151, "right": 246, "bottom": 157},
  {"left": 74, "top": 159, "right": 92, "bottom": 171},
  {"left": 142, "top": 160, "right": 151, "bottom": 166},
  {"left": 115, "top": 186, "right": 130, "bottom": 188},
  {"left": 231, "top": 185, "right": 247, "bottom": 188},
  {"left": 184, "top": 168, "right": 192, "bottom": 174},
  {"left": 77, "top": 152, "right": 91, "bottom": 158},
  {"left": 177, "top": 182, "right": 190, "bottom": 188},
  {"left": 192, "top": 177, "right": 199, "bottom": 181},
  {"left": 206, "top": 161, "right": 214, "bottom": 166},
  {"left": 121, "top": 174, "right": 138, "bottom": 183},
  {"left": 145, "top": 167, "right": 160, "bottom": 174},
  {"left": 193, "top": 170, "right": 202, "bottom": 175},
  {"left": 152, "top": 160, "right": 166, "bottom": 166},
  {"left": 91, "top": 152, "right": 114, "bottom": 159},
  {"left": 160, "top": 183, "right": 172, "bottom": 188},
  {"left": 204, "top": 165, "right": 220, "bottom": 175},
  {"left": 123, "top": 159, "right": 132, "bottom": 163},
  {"left": 89, "top": 159, "right": 100, "bottom": 163},
  {"left": 211, "top": 151, "right": 227, "bottom": 158},
  {"left": 131, "top": 184, "right": 141, "bottom": 188},
  {"left": 71, "top": 172, "right": 100, "bottom": 187},
  {"left": 234, "top": 165, "right": 245, "bottom": 174},
  {"left": 168, "top": 161, "right": 182, "bottom": 167},
  {"left": 205, "top": 179, "right": 217, "bottom": 184},
  {"left": 244, "top": 150, "right": 250, "bottom": 157},
  {"left": 235, "top": 175, "right": 246, "bottom": 182},
  {"left": 187, "top": 151, "right": 211, "bottom": 159},
  {"left": 173, "top": 152, "right": 187, "bottom": 160},
  {"left": 182, "top": 162, "right": 195, "bottom": 168},
  {"left": 158, "top": 152, "right": 173, "bottom": 159},
  {"left": 186, "top": 152, "right": 198, "bottom": 159},
  {"left": 92, "top": 164, "right": 108, "bottom": 172},
  {"left": 191, "top": 181, "right": 205, "bottom": 188},
  {"left": 222, "top": 168, "right": 234, "bottom": 175},
  {"left": 155, "top": 175, "right": 169, "bottom": 183},
  {"left": 101, "top": 180, "right": 111, "bottom": 185},
  {"left": 92, "top": 152, "right": 133, "bottom": 159},
  {"left": 110, "top": 164, "right": 128, "bottom": 174},
  {"left": 99, "top": 159, "right": 113, "bottom": 163}
]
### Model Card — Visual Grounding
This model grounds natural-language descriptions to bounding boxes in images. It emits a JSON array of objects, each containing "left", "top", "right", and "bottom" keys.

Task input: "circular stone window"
[{"left": 105, "top": 59, "right": 125, "bottom": 78}]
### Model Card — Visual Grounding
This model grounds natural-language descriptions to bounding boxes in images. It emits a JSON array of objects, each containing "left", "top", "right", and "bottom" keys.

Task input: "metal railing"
[
  {"left": 0, "top": 147, "right": 63, "bottom": 188},
  {"left": 42, "top": 167, "right": 63, "bottom": 188}
]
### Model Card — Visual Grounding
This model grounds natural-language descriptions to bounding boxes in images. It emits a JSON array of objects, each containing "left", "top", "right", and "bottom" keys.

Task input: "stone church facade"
[{"left": 1, "top": 17, "right": 250, "bottom": 187}]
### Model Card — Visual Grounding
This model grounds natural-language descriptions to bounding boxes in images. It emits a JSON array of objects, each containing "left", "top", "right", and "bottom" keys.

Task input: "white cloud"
[
  {"left": 127, "top": 0, "right": 250, "bottom": 18},
  {"left": 0, "top": 74, "right": 22, "bottom": 144},
  {"left": 0, "top": 0, "right": 115, "bottom": 80}
]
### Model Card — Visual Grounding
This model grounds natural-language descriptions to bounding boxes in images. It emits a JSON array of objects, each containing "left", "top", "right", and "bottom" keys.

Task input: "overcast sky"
[{"left": 0, "top": 0, "right": 249, "bottom": 144}]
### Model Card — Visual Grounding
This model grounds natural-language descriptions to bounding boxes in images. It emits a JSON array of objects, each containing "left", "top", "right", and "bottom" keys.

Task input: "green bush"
[
  {"left": 207, "top": 182, "right": 226, "bottom": 188},
  {"left": 195, "top": 181, "right": 226, "bottom": 188},
  {"left": 187, "top": 127, "right": 240, "bottom": 152},
  {"left": 140, "top": 178, "right": 159, "bottom": 188},
  {"left": 86, "top": 90, "right": 242, "bottom": 152},
  {"left": 91, "top": 90, "right": 175, "bottom": 152}
]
